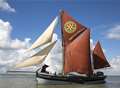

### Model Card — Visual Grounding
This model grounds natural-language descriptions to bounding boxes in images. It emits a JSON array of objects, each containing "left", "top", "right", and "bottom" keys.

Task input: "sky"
[{"left": 0, "top": 0, "right": 120, "bottom": 75}]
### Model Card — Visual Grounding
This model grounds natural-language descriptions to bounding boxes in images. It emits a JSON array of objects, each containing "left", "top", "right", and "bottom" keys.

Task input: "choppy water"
[{"left": 0, "top": 74, "right": 120, "bottom": 88}]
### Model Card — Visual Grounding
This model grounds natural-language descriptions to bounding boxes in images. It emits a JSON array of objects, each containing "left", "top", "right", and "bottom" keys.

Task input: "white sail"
[
  {"left": 15, "top": 55, "right": 46, "bottom": 68},
  {"left": 26, "top": 16, "right": 58, "bottom": 51},
  {"left": 15, "top": 41, "right": 56, "bottom": 68}
]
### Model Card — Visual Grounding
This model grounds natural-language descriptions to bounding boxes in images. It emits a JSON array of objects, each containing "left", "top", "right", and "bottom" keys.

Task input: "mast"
[
  {"left": 60, "top": 11, "right": 65, "bottom": 74},
  {"left": 92, "top": 41, "right": 110, "bottom": 69},
  {"left": 60, "top": 11, "right": 93, "bottom": 75}
]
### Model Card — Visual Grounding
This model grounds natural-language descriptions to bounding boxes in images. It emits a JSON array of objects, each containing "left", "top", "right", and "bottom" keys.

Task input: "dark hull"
[{"left": 36, "top": 73, "right": 106, "bottom": 84}]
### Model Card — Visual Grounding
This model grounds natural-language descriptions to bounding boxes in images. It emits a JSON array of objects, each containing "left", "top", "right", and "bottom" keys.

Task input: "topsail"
[
  {"left": 26, "top": 16, "right": 58, "bottom": 51},
  {"left": 60, "top": 11, "right": 86, "bottom": 46}
]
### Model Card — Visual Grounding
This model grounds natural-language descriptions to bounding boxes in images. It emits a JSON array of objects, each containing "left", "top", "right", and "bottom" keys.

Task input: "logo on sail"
[{"left": 64, "top": 21, "right": 77, "bottom": 33}]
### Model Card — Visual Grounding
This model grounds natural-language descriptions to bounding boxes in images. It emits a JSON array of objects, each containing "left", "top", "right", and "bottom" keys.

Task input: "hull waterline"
[{"left": 36, "top": 72, "right": 106, "bottom": 84}]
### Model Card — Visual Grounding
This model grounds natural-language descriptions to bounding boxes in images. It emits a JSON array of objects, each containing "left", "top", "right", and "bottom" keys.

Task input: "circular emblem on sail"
[{"left": 64, "top": 21, "right": 77, "bottom": 33}]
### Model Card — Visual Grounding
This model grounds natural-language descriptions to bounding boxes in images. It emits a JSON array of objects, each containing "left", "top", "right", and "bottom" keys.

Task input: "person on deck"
[{"left": 41, "top": 64, "right": 49, "bottom": 73}]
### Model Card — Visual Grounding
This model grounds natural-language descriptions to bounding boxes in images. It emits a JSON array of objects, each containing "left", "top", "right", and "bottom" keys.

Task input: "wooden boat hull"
[{"left": 36, "top": 72, "right": 106, "bottom": 84}]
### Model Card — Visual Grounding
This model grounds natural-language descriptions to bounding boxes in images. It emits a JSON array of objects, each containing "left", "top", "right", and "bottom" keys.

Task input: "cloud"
[
  {"left": 102, "top": 56, "right": 120, "bottom": 75},
  {"left": 90, "top": 39, "right": 94, "bottom": 51},
  {"left": 10, "top": 38, "right": 31, "bottom": 49},
  {"left": 0, "top": 19, "right": 31, "bottom": 73},
  {"left": 0, "top": 19, "right": 30, "bottom": 49},
  {"left": 106, "top": 24, "right": 120, "bottom": 40},
  {"left": 0, "top": 0, "right": 15, "bottom": 12},
  {"left": 0, "top": 19, "right": 11, "bottom": 47}
]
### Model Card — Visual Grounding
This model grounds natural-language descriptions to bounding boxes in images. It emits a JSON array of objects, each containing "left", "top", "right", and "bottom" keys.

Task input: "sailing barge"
[{"left": 15, "top": 11, "right": 110, "bottom": 84}]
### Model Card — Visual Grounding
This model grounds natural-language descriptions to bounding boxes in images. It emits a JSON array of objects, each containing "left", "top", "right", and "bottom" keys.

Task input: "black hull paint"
[{"left": 36, "top": 73, "right": 106, "bottom": 84}]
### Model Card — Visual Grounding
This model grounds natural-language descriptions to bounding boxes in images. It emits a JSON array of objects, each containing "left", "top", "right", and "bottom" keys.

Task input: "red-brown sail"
[
  {"left": 60, "top": 11, "right": 87, "bottom": 46},
  {"left": 64, "top": 29, "right": 93, "bottom": 75},
  {"left": 92, "top": 41, "right": 110, "bottom": 69}
]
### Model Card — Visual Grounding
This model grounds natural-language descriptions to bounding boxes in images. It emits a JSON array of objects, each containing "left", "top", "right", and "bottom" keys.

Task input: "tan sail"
[
  {"left": 60, "top": 11, "right": 86, "bottom": 46},
  {"left": 92, "top": 41, "right": 110, "bottom": 69},
  {"left": 15, "top": 41, "right": 56, "bottom": 68},
  {"left": 60, "top": 11, "right": 92, "bottom": 75},
  {"left": 26, "top": 16, "right": 58, "bottom": 51},
  {"left": 64, "top": 30, "right": 93, "bottom": 75}
]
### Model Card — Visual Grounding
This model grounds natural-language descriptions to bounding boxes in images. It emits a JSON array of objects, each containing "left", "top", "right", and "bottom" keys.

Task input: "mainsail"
[
  {"left": 26, "top": 16, "right": 58, "bottom": 51},
  {"left": 60, "top": 11, "right": 93, "bottom": 75},
  {"left": 92, "top": 41, "right": 110, "bottom": 69},
  {"left": 15, "top": 41, "right": 56, "bottom": 68}
]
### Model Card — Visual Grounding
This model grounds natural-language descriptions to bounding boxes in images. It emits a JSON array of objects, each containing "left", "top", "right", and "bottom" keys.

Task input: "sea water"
[
  {"left": 0, "top": 74, "right": 120, "bottom": 88},
  {"left": 0, "top": 73, "right": 37, "bottom": 88}
]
